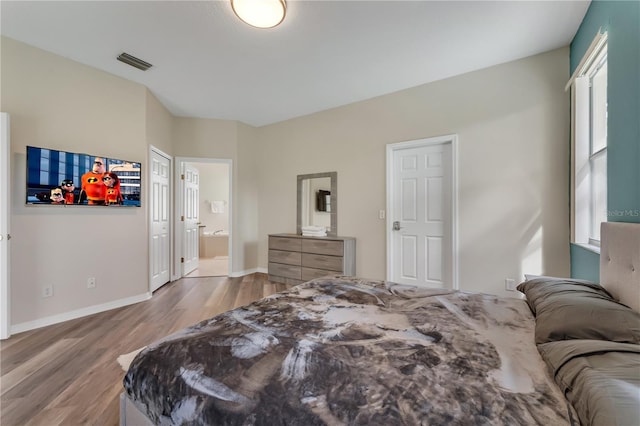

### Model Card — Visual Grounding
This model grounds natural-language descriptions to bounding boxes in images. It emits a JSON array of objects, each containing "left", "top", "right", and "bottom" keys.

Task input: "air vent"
[{"left": 117, "top": 52, "right": 152, "bottom": 71}]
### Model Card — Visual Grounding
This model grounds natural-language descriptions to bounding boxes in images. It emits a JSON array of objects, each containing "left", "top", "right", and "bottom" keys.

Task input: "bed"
[{"left": 121, "top": 222, "right": 639, "bottom": 425}]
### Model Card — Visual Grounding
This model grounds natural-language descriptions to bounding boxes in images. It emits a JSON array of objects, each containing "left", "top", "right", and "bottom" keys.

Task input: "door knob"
[{"left": 393, "top": 221, "right": 402, "bottom": 231}]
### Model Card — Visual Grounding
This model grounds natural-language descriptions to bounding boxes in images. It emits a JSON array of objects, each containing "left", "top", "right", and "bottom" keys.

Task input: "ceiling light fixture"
[{"left": 231, "top": 0, "right": 286, "bottom": 29}]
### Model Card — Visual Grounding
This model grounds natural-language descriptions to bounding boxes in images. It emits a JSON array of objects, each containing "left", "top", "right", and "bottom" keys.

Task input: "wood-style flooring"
[
  {"left": 185, "top": 256, "right": 229, "bottom": 278},
  {"left": 0, "top": 273, "right": 291, "bottom": 426}
]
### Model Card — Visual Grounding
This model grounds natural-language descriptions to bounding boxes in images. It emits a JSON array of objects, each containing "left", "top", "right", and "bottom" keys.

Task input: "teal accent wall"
[
  {"left": 570, "top": 245, "right": 600, "bottom": 282},
  {"left": 569, "top": 0, "right": 640, "bottom": 280}
]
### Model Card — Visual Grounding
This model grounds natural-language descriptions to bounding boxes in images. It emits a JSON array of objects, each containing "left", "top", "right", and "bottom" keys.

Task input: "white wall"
[{"left": 256, "top": 48, "right": 570, "bottom": 297}]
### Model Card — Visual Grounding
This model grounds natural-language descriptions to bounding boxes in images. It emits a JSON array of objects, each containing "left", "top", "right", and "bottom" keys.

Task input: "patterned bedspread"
[{"left": 123, "top": 276, "right": 576, "bottom": 425}]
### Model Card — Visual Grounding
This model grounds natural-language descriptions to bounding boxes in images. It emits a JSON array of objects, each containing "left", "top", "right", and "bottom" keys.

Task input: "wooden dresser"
[{"left": 268, "top": 234, "right": 356, "bottom": 285}]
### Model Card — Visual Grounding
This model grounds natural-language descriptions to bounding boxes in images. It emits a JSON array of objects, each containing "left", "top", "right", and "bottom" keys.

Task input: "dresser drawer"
[
  {"left": 269, "top": 249, "right": 301, "bottom": 266},
  {"left": 269, "top": 236, "right": 302, "bottom": 252},
  {"left": 302, "top": 253, "right": 343, "bottom": 272},
  {"left": 302, "top": 239, "right": 344, "bottom": 256},
  {"left": 301, "top": 267, "right": 336, "bottom": 281},
  {"left": 268, "top": 262, "right": 301, "bottom": 280}
]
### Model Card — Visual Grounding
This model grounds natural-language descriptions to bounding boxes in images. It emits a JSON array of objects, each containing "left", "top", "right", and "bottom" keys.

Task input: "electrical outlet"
[
  {"left": 42, "top": 285, "right": 53, "bottom": 298},
  {"left": 505, "top": 278, "right": 516, "bottom": 291},
  {"left": 87, "top": 277, "right": 96, "bottom": 289},
  {"left": 379, "top": 210, "right": 385, "bottom": 220}
]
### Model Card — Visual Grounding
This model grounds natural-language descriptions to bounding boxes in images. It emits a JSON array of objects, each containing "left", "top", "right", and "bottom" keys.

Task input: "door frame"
[
  {"left": 1, "top": 113, "right": 10, "bottom": 339},
  {"left": 385, "top": 134, "right": 459, "bottom": 290},
  {"left": 174, "top": 157, "right": 233, "bottom": 279},
  {"left": 148, "top": 145, "right": 174, "bottom": 291}
]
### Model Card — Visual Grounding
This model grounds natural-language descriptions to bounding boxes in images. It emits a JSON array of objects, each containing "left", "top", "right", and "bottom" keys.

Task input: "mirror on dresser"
[{"left": 297, "top": 172, "right": 337, "bottom": 237}]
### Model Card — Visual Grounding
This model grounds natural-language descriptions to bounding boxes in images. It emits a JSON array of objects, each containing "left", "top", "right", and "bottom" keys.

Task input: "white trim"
[
  {"left": 451, "top": 136, "right": 459, "bottom": 290},
  {"left": 385, "top": 134, "right": 459, "bottom": 290},
  {"left": 572, "top": 76, "right": 591, "bottom": 243},
  {"left": 11, "top": 292, "right": 152, "bottom": 335},
  {"left": 175, "top": 157, "right": 233, "bottom": 279},
  {"left": 565, "top": 29, "right": 608, "bottom": 91},
  {"left": 0, "top": 113, "right": 10, "bottom": 340},
  {"left": 571, "top": 33, "right": 609, "bottom": 245},
  {"left": 148, "top": 145, "right": 174, "bottom": 293},
  {"left": 229, "top": 267, "right": 266, "bottom": 278},
  {"left": 173, "top": 159, "right": 183, "bottom": 281}
]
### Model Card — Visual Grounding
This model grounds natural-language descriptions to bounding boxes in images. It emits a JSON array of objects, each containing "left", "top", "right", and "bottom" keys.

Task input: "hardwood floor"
[
  {"left": 185, "top": 256, "right": 229, "bottom": 277},
  {"left": 0, "top": 273, "right": 291, "bottom": 426}
]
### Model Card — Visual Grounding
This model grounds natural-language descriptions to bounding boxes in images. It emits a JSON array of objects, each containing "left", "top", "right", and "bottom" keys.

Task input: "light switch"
[{"left": 379, "top": 210, "right": 385, "bottom": 220}]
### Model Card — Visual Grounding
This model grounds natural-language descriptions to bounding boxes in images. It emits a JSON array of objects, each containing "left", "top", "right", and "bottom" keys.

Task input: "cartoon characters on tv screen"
[
  {"left": 79, "top": 157, "right": 107, "bottom": 205},
  {"left": 50, "top": 156, "right": 124, "bottom": 206},
  {"left": 61, "top": 179, "right": 75, "bottom": 204},
  {"left": 102, "top": 172, "right": 123, "bottom": 205},
  {"left": 50, "top": 187, "right": 65, "bottom": 204}
]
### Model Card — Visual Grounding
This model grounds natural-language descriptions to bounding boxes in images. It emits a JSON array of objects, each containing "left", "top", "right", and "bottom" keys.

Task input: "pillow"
[{"left": 517, "top": 276, "right": 640, "bottom": 344}]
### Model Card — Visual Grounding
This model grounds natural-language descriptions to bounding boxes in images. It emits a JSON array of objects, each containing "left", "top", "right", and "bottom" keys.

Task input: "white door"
[
  {"left": 1, "top": 113, "right": 10, "bottom": 339},
  {"left": 150, "top": 149, "right": 171, "bottom": 292},
  {"left": 182, "top": 164, "right": 199, "bottom": 276},
  {"left": 388, "top": 138, "right": 454, "bottom": 288}
]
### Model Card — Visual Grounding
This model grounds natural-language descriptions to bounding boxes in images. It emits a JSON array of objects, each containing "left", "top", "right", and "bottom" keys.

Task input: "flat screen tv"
[{"left": 26, "top": 146, "right": 141, "bottom": 207}]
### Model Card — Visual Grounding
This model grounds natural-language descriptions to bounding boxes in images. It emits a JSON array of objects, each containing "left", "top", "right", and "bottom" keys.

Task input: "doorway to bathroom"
[{"left": 175, "top": 157, "right": 232, "bottom": 278}]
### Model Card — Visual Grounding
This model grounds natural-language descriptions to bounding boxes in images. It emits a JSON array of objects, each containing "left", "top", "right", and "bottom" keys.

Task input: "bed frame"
[
  {"left": 600, "top": 222, "right": 640, "bottom": 312},
  {"left": 120, "top": 392, "right": 154, "bottom": 426},
  {"left": 119, "top": 222, "right": 640, "bottom": 426}
]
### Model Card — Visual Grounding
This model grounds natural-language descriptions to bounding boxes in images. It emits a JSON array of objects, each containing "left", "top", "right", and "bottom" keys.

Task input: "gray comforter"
[
  {"left": 123, "top": 276, "right": 576, "bottom": 425},
  {"left": 537, "top": 340, "right": 640, "bottom": 426}
]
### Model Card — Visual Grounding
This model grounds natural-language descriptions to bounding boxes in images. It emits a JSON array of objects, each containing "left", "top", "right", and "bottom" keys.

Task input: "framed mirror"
[{"left": 297, "top": 172, "right": 337, "bottom": 237}]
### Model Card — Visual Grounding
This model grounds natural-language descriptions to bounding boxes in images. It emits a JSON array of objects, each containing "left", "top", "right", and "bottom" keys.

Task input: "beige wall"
[
  {"left": 1, "top": 35, "right": 570, "bottom": 330},
  {"left": 172, "top": 117, "right": 237, "bottom": 159},
  {"left": 2, "top": 37, "right": 149, "bottom": 326},
  {"left": 145, "top": 90, "right": 174, "bottom": 156},
  {"left": 172, "top": 117, "right": 260, "bottom": 275},
  {"left": 235, "top": 123, "right": 260, "bottom": 274},
  {"left": 256, "top": 48, "right": 570, "bottom": 297}
]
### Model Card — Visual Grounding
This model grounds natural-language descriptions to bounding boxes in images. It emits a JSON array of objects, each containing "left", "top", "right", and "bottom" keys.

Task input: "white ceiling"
[{"left": 1, "top": 0, "right": 590, "bottom": 127}]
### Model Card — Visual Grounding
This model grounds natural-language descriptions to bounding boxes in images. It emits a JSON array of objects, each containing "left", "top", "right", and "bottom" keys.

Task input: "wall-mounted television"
[{"left": 26, "top": 146, "right": 141, "bottom": 207}]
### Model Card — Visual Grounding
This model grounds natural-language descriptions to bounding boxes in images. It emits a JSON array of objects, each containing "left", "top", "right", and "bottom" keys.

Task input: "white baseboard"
[
  {"left": 11, "top": 292, "right": 152, "bottom": 335},
  {"left": 228, "top": 267, "right": 267, "bottom": 278}
]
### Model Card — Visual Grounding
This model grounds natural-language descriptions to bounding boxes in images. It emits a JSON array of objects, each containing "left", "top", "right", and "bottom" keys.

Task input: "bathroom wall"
[{"left": 196, "top": 162, "right": 230, "bottom": 235}]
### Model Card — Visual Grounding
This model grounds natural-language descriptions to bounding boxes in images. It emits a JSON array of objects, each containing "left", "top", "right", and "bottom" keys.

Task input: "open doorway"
[{"left": 175, "top": 157, "right": 232, "bottom": 278}]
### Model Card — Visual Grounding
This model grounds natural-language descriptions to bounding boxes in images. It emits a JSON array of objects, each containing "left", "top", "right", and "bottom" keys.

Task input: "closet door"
[{"left": 150, "top": 148, "right": 171, "bottom": 292}]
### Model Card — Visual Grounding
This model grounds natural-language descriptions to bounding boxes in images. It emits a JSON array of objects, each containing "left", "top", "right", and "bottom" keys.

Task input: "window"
[{"left": 570, "top": 32, "right": 607, "bottom": 248}]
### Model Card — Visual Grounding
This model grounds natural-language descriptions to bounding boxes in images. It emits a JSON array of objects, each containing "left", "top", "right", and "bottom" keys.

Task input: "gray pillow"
[{"left": 517, "top": 276, "right": 640, "bottom": 344}]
